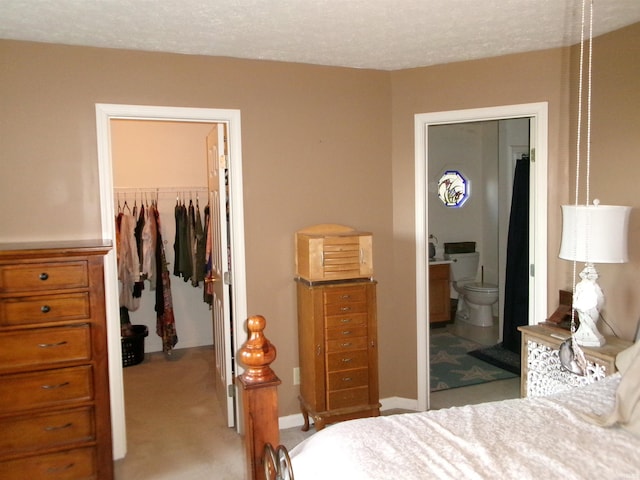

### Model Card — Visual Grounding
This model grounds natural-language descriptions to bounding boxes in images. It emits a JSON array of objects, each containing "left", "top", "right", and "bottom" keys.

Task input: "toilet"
[{"left": 444, "top": 251, "right": 498, "bottom": 327}]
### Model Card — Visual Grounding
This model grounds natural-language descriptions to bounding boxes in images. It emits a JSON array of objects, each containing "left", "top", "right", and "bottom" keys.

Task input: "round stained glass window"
[{"left": 437, "top": 170, "right": 469, "bottom": 207}]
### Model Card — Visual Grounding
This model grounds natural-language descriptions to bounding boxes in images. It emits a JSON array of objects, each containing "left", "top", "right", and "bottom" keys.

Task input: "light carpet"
[{"left": 114, "top": 345, "right": 307, "bottom": 480}]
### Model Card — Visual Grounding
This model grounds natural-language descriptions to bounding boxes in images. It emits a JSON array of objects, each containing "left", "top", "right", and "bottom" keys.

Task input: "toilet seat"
[{"left": 464, "top": 282, "right": 498, "bottom": 293}]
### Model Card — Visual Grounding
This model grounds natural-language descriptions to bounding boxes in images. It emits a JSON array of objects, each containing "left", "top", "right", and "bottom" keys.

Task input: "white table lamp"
[{"left": 559, "top": 201, "right": 631, "bottom": 346}]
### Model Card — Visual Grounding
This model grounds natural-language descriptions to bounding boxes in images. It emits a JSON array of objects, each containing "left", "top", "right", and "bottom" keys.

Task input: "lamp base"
[
  {"left": 572, "top": 263, "right": 606, "bottom": 348},
  {"left": 574, "top": 322, "right": 606, "bottom": 347}
]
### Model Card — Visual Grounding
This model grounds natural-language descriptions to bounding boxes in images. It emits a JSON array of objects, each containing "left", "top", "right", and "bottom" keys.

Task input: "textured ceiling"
[{"left": 1, "top": 0, "right": 639, "bottom": 70}]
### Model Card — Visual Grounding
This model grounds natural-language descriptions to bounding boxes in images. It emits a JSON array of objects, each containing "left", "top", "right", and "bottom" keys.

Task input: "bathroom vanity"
[{"left": 429, "top": 261, "right": 451, "bottom": 324}]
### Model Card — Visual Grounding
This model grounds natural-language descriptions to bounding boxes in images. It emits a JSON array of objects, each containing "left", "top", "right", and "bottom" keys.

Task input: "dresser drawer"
[
  {"left": 324, "top": 312, "right": 367, "bottom": 329},
  {"left": 0, "top": 446, "right": 96, "bottom": 480},
  {"left": 0, "top": 292, "right": 91, "bottom": 326},
  {"left": 0, "top": 325, "right": 91, "bottom": 373},
  {"left": 0, "top": 366, "right": 93, "bottom": 414},
  {"left": 323, "top": 288, "right": 367, "bottom": 305},
  {"left": 325, "top": 335, "right": 367, "bottom": 353},
  {"left": 0, "top": 261, "right": 89, "bottom": 293},
  {"left": 327, "top": 386, "right": 369, "bottom": 410},
  {"left": 326, "top": 350, "right": 368, "bottom": 372},
  {"left": 324, "top": 301, "right": 368, "bottom": 317},
  {"left": 327, "top": 368, "right": 369, "bottom": 391},
  {"left": 325, "top": 324, "right": 367, "bottom": 341},
  {"left": 0, "top": 407, "right": 94, "bottom": 456}
]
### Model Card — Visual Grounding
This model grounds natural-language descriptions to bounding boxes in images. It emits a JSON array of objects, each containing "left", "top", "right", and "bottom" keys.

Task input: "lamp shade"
[{"left": 559, "top": 204, "right": 631, "bottom": 263}]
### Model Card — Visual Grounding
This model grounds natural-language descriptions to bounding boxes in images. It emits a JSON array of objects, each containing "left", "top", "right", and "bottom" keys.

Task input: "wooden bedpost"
[{"left": 236, "top": 315, "right": 282, "bottom": 480}]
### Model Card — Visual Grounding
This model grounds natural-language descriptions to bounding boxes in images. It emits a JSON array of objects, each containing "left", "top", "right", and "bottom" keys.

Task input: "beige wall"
[
  {"left": 0, "top": 22, "right": 638, "bottom": 417},
  {"left": 389, "top": 47, "right": 571, "bottom": 397},
  {"left": 0, "top": 41, "right": 392, "bottom": 417},
  {"left": 567, "top": 23, "right": 640, "bottom": 341}
]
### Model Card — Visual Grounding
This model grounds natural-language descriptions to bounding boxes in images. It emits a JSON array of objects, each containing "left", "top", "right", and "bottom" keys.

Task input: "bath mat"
[
  {"left": 468, "top": 343, "right": 521, "bottom": 375},
  {"left": 430, "top": 332, "right": 518, "bottom": 392}
]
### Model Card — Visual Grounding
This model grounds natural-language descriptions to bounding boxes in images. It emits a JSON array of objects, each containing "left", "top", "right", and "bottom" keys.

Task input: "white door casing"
[
  {"left": 414, "top": 102, "right": 548, "bottom": 412},
  {"left": 96, "top": 104, "right": 247, "bottom": 460}
]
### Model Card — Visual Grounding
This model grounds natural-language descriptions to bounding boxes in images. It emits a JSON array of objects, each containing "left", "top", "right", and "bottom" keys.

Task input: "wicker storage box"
[
  {"left": 121, "top": 325, "right": 149, "bottom": 367},
  {"left": 296, "top": 224, "right": 373, "bottom": 282}
]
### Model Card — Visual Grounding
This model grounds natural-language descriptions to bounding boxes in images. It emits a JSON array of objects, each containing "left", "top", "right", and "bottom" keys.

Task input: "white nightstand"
[{"left": 518, "top": 324, "right": 631, "bottom": 398}]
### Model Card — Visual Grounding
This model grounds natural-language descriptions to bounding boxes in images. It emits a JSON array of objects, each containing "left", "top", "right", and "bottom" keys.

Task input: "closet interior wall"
[{"left": 111, "top": 119, "right": 214, "bottom": 353}]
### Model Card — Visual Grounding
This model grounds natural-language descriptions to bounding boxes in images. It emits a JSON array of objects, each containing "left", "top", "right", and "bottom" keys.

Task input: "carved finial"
[{"left": 238, "top": 315, "right": 278, "bottom": 384}]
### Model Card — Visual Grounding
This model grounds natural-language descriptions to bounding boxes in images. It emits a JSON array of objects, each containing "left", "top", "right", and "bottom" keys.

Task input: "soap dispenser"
[{"left": 428, "top": 234, "right": 437, "bottom": 260}]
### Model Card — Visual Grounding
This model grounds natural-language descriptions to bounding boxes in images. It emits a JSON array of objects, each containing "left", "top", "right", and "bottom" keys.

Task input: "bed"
[{"left": 237, "top": 316, "right": 640, "bottom": 480}]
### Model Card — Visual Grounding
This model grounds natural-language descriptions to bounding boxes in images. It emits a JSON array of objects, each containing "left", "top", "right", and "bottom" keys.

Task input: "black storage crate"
[
  {"left": 121, "top": 325, "right": 149, "bottom": 367},
  {"left": 444, "top": 241, "right": 476, "bottom": 254}
]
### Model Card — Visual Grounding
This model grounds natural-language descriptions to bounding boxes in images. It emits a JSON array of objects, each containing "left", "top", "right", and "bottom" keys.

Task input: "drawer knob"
[
  {"left": 38, "top": 340, "right": 68, "bottom": 348},
  {"left": 41, "top": 305, "right": 51, "bottom": 313},
  {"left": 340, "top": 318, "right": 352, "bottom": 324},
  {"left": 342, "top": 377, "right": 352, "bottom": 382},
  {"left": 342, "top": 330, "right": 352, "bottom": 335},
  {"left": 41, "top": 381, "right": 70, "bottom": 390},
  {"left": 341, "top": 357, "right": 353, "bottom": 363},
  {"left": 340, "top": 306, "right": 351, "bottom": 312},
  {"left": 39, "top": 272, "right": 49, "bottom": 281},
  {"left": 340, "top": 295, "right": 351, "bottom": 300},
  {"left": 340, "top": 342, "right": 352, "bottom": 348},
  {"left": 44, "top": 422, "right": 73, "bottom": 432}
]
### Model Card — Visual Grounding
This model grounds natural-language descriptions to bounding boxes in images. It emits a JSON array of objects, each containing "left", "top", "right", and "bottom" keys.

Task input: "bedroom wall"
[
  {"left": 388, "top": 22, "right": 640, "bottom": 402},
  {"left": 0, "top": 21, "right": 638, "bottom": 419},
  {"left": 388, "top": 47, "right": 570, "bottom": 398},
  {"left": 567, "top": 23, "right": 640, "bottom": 342},
  {"left": 0, "top": 41, "right": 393, "bottom": 419}
]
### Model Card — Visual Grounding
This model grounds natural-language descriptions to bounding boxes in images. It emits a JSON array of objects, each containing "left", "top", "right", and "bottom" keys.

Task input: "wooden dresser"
[
  {"left": 296, "top": 278, "right": 379, "bottom": 431},
  {"left": 519, "top": 324, "right": 631, "bottom": 398},
  {"left": 0, "top": 241, "right": 113, "bottom": 480}
]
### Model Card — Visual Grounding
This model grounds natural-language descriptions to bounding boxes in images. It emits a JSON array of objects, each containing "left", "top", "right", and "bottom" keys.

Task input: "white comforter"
[{"left": 290, "top": 376, "right": 640, "bottom": 479}]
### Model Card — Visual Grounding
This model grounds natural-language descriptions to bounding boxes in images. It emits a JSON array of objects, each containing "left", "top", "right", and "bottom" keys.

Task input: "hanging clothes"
[
  {"left": 152, "top": 203, "right": 178, "bottom": 353},
  {"left": 191, "top": 199, "right": 206, "bottom": 287},
  {"left": 502, "top": 156, "right": 530, "bottom": 354},
  {"left": 132, "top": 202, "right": 145, "bottom": 298},
  {"left": 117, "top": 209, "right": 141, "bottom": 312},
  {"left": 203, "top": 203, "right": 214, "bottom": 306},
  {"left": 186, "top": 199, "right": 196, "bottom": 283},
  {"left": 173, "top": 199, "right": 193, "bottom": 281},
  {"left": 141, "top": 201, "right": 157, "bottom": 289}
]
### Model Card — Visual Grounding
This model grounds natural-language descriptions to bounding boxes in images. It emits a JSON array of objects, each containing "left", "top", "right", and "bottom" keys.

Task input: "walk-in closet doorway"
[{"left": 96, "top": 104, "right": 247, "bottom": 461}]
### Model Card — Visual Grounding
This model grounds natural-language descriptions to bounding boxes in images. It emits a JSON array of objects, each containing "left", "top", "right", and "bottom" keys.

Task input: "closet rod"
[{"left": 113, "top": 186, "right": 208, "bottom": 193}]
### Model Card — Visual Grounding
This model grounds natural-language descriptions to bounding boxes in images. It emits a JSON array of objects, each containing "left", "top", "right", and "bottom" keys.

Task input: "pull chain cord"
[
  {"left": 570, "top": 0, "right": 590, "bottom": 339},
  {"left": 585, "top": 1, "right": 593, "bottom": 207},
  {"left": 563, "top": 0, "right": 593, "bottom": 376}
]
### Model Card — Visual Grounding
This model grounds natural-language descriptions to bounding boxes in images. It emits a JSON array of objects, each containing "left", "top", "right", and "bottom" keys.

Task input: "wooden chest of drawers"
[
  {"left": 296, "top": 279, "right": 380, "bottom": 431},
  {"left": 0, "top": 241, "right": 113, "bottom": 480}
]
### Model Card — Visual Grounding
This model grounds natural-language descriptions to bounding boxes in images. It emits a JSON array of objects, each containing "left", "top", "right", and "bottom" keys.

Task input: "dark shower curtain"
[{"left": 502, "top": 156, "right": 530, "bottom": 354}]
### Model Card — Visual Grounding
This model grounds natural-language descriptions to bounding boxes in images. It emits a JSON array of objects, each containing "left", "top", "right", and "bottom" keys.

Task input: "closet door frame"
[{"left": 95, "top": 103, "right": 247, "bottom": 460}]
